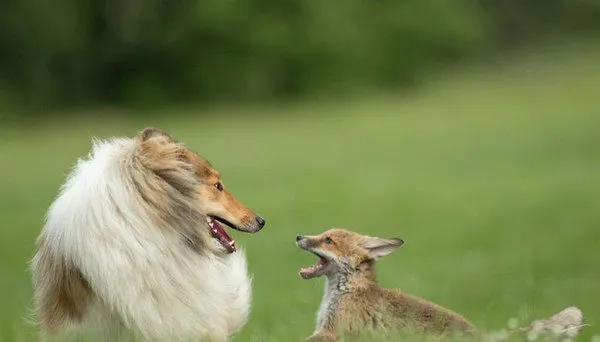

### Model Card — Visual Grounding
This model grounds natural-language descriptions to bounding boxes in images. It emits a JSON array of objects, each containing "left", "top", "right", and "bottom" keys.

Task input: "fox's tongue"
[
  {"left": 209, "top": 219, "right": 236, "bottom": 253},
  {"left": 299, "top": 257, "right": 328, "bottom": 279}
]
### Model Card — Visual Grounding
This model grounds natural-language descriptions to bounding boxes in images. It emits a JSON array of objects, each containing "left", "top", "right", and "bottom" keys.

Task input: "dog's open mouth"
[
  {"left": 206, "top": 217, "right": 236, "bottom": 253},
  {"left": 299, "top": 254, "right": 329, "bottom": 279}
]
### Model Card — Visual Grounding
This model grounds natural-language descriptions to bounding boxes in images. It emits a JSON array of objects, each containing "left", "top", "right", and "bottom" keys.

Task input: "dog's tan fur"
[{"left": 33, "top": 232, "right": 92, "bottom": 332}]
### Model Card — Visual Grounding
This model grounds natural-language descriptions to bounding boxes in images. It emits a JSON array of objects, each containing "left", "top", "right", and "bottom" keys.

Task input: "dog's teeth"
[{"left": 229, "top": 241, "right": 234, "bottom": 246}]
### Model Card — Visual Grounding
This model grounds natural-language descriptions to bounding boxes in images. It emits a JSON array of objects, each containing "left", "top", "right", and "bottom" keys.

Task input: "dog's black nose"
[
  {"left": 256, "top": 216, "right": 265, "bottom": 228},
  {"left": 296, "top": 235, "right": 303, "bottom": 242}
]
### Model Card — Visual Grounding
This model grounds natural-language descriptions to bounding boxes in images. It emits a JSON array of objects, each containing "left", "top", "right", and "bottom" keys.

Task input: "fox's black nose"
[
  {"left": 296, "top": 235, "right": 303, "bottom": 242},
  {"left": 256, "top": 216, "right": 265, "bottom": 228}
]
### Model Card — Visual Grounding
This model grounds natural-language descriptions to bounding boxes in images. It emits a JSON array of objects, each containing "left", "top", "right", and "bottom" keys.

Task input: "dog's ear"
[
  {"left": 137, "top": 128, "right": 197, "bottom": 196},
  {"left": 139, "top": 127, "right": 175, "bottom": 143},
  {"left": 362, "top": 236, "right": 404, "bottom": 260}
]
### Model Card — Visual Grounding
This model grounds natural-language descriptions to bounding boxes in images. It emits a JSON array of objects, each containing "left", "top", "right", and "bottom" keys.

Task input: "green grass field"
[{"left": 1, "top": 46, "right": 599, "bottom": 341}]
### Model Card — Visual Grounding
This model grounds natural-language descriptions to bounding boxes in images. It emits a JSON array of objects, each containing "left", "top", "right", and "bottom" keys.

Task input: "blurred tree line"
[{"left": 0, "top": 0, "right": 599, "bottom": 114}]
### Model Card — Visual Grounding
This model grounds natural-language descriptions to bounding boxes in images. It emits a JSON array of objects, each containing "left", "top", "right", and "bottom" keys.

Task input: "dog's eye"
[
  {"left": 324, "top": 237, "right": 333, "bottom": 244},
  {"left": 215, "top": 182, "right": 224, "bottom": 191}
]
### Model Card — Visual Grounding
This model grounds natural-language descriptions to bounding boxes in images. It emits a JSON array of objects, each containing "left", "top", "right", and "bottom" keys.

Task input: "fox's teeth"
[{"left": 229, "top": 240, "right": 234, "bottom": 246}]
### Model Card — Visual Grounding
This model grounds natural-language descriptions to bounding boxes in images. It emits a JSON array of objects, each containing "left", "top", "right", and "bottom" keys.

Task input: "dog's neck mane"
[{"left": 314, "top": 260, "right": 378, "bottom": 334}]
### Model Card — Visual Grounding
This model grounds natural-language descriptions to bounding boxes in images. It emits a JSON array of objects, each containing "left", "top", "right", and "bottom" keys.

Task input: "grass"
[{"left": 1, "top": 45, "right": 599, "bottom": 341}]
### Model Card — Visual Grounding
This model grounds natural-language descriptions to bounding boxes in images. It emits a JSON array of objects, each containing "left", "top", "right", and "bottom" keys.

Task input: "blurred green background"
[
  {"left": 1, "top": 0, "right": 600, "bottom": 113},
  {"left": 1, "top": 1, "right": 600, "bottom": 341}
]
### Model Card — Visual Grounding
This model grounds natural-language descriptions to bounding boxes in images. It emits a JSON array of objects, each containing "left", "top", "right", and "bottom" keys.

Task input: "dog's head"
[
  {"left": 136, "top": 127, "right": 265, "bottom": 254},
  {"left": 295, "top": 228, "right": 403, "bottom": 279}
]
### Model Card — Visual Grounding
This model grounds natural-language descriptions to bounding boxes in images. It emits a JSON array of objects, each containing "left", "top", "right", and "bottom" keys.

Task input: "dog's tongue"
[{"left": 210, "top": 220, "right": 236, "bottom": 253}]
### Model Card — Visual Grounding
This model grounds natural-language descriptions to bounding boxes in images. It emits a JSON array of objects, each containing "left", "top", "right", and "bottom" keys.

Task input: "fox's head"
[{"left": 295, "top": 228, "right": 403, "bottom": 279}]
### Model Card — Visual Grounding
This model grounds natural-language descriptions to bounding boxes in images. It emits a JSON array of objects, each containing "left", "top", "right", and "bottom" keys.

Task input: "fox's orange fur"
[{"left": 296, "top": 228, "right": 585, "bottom": 341}]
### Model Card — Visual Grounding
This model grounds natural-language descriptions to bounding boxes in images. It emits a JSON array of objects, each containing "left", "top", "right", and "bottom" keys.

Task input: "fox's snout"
[
  {"left": 296, "top": 235, "right": 306, "bottom": 248},
  {"left": 296, "top": 235, "right": 316, "bottom": 250}
]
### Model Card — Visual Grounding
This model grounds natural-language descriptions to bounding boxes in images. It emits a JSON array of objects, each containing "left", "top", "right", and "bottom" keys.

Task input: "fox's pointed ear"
[
  {"left": 362, "top": 237, "right": 404, "bottom": 260},
  {"left": 139, "top": 127, "right": 174, "bottom": 142}
]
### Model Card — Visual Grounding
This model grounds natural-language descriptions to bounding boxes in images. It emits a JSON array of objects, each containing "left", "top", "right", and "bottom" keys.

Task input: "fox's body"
[
  {"left": 314, "top": 277, "right": 477, "bottom": 340},
  {"left": 296, "top": 228, "right": 584, "bottom": 342}
]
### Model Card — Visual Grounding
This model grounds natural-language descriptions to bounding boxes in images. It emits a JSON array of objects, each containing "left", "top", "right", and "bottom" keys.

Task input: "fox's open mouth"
[
  {"left": 299, "top": 253, "right": 329, "bottom": 279},
  {"left": 206, "top": 216, "right": 236, "bottom": 253}
]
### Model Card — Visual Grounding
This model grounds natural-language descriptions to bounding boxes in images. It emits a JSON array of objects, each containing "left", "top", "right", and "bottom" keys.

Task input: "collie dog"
[{"left": 30, "top": 127, "right": 266, "bottom": 341}]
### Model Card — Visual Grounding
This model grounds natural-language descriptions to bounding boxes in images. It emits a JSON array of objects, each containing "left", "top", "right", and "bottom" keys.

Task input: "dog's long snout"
[{"left": 256, "top": 216, "right": 266, "bottom": 229}]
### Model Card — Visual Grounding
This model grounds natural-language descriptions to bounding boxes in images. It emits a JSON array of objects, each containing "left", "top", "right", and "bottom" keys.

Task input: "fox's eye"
[
  {"left": 215, "top": 182, "right": 224, "bottom": 191},
  {"left": 324, "top": 237, "right": 333, "bottom": 244}
]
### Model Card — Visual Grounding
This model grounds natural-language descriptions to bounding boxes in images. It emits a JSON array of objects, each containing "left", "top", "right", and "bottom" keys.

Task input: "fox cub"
[{"left": 296, "top": 228, "right": 584, "bottom": 341}]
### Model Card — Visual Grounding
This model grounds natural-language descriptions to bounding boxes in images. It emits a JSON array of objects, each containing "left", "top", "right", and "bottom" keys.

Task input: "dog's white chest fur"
[{"left": 39, "top": 139, "right": 252, "bottom": 341}]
